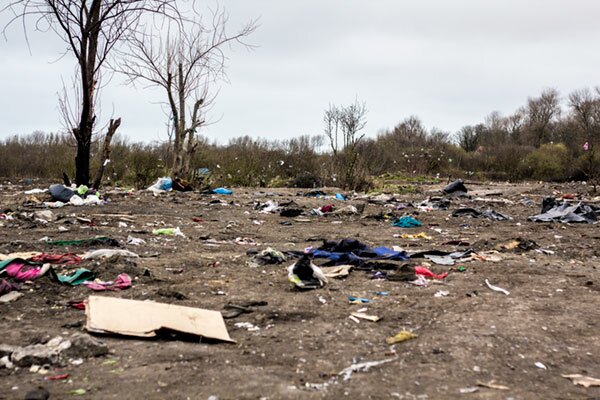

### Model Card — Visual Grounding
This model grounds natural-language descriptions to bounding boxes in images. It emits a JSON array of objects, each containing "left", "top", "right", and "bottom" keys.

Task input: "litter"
[
  {"left": 534, "top": 362, "right": 547, "bottom": 370},
  {"left": 452, "top": 208, "right": 511, "bottom": 221},
  {"left": 213, "top": 187, "right": 233, "bottom": 195},
  {"left": 350, "top": 312, "right": 380, "bottom": 322},
  {"left": 528, "top": 197, "right": 600, "bottom": 223},
  {"left": 434, "top": 290, "right": 449, "bottom": 297},
  {"left": 348, "top": 296, "right": 372, "bottom": 304},
  {"left": 443, "top": 179, "right": 468, "bottom": 195},
  {"left": 83, "top": 273, "right": 132, "bottom": 291},
  {"left": 321, "top": 265, "right": 352, "bottom": 278},
  {"left": 562, "top": 374, "right": 600, "bottom": 388},
  {"left": 392, "top": 216, "right": 422, "bottom": 228},
  {"left": 85, "top": 295, "right": 234, "bottom": 342},
  {"left": 338, "top": 357, "right": 396, "bottom": 381},
  {"left": 152, "top": 227, "right": 185, "bottom": 237},
  {"left": 485, "top": 279, "right": 510, "bottom": 295},
  {"left": 393, "top": 232, "right": 432, "bottom": 240},
  {"left": 287, "top": 255, "right": 327, "bottom": 289},
  {"left": 386, "top": 330, "right": 418, "bottom": 344},
  {"left": 0, "top": 291, "right": 23, "bottom": 303},
  {"left": 47, "top": 237, "right": 119, "bottom": 247},
  {"left": 82, "top": 249, "right": 139, "bottom": 259},
  {"left": 147, "top": 177, "right": 172, "bottom": 194},
  {"left": 476, "top": 380, "right": 509, "bottom": 390},
  {"left": 126, "top": 236, "right": 146, "bottom": 246}
]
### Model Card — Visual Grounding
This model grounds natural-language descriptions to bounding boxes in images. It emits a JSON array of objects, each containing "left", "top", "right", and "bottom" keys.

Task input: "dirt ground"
[{"left": 0, "top": 179, "right": 599, "bottom": 400}]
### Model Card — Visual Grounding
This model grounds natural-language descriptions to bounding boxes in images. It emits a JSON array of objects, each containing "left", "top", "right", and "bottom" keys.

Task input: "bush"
[{"left": 522, "top": 143, "right": 570, "bottom": 181}]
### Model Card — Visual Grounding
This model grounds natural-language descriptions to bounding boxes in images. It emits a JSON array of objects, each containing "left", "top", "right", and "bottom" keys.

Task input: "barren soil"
[{"left": 0, "top": 180, "right": 599, "bottom": 400}]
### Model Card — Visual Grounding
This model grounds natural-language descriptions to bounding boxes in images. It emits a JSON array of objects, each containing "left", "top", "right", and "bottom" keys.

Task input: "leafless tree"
[
  {"left": 525, "top": 88, "right": 561, "bottom": 147},
  {"left": 112, "top": 8, "right": 256, "bottom": 178},
  {"left": 3, "top": 0, "right": 179, "bottom": 185},
  {"left": 324, "top": 100, "right": 368, "bottom": 189},
  {"left": 569, "top": 88, "right": 600, "bottom": 190}
]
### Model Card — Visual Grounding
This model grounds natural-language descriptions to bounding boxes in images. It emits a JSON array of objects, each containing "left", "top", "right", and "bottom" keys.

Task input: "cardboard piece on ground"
[{"left": 85, "top": 295, "right": 234, "bottom": 342}]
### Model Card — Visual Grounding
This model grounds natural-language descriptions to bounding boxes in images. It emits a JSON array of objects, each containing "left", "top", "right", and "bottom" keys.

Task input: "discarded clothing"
[
  {"left": 247, "top": 247, "right": 286, "bottom": 267},
  {"left": 49, "top": 184, "right": 75, "bottom": 202},
  {"left": 392, "top": 216, "right": 422, "bottom": 228},
  {"left": 287, "top": 254, "right": 327, "bottom": 289},
  {"left": 304, "top": 190, "right": 326, "bottom": 197},
  {"left": 47, "top": 237, "right": 119, "bottom": 247},
  {"left": 56, "top": 268, "right": 96, "bottom": 286},
  {"left": 414, "top": 266, "right": 448, "bottom": 280},
  {"left": 213, "top": 187, "right": 232, "bottom": 195},
  {"left": 417, "top": 197, "right": 450, "bottom": 211},
  {"left": 310, "top": 239, "right": 409, "bottom": 266},
  {"left": 0, "top": 259, "right": 50, "bottom": 281},
  {"left": 443, "top": 179, "right": 468, "bottom": 195},
  {"left": 335, "top": 193, "right": 347, "bottom": 201},
  {"left": 528, "top": 198, "right": 600, "bottom": 223},
  {"left": 0, "top": 279, "right": 19, "bottom": 295},
  {"left": 452, "top": 208, "right": 511, "bottom": 221},
  {"left": 28, "top": 253, "right": 82, "bottom": 265},
  {"left": 83, "top": 273, "right": 132, "bottom": 291},
  {"left": 82, "top": 249, "right": 139, "bottom": 260}
]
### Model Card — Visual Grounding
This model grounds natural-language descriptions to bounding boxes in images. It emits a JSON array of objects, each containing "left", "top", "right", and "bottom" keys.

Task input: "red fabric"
[
  {"left": 320, "top": 204, "right": 335, "bottom": 213},
  {"left": 28, "top": 253, "right": 81, "bottom": 265},
  {"left": 414, "top": 266, "right": 448, "bottom": 280},
  {"left": 83, "top": 273, "right": 132, "bottom": 291},
  {"left": 44, "top": 374, "right": 70, "bottom": 381},
  {"left": 4, "top": 263, "right": 44, "bottom": 281}
]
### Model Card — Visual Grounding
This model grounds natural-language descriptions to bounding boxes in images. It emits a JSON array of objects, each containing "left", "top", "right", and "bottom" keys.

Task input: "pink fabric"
[
  {"left": 414, "top": 266, "right": 448, "bottom": 280},
  {"left": 5, "top": 263, "right": 44, "bottom": 281},
  {"left": 83, "top": 273, "right": 132, "bottom": 291}
]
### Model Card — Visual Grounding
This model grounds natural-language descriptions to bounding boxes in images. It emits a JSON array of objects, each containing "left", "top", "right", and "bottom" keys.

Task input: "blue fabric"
[
  {"left": 392, "top": 216, "right": 422, "bottom": 228},
  {"left": 213, "top": 187, "right": 233, "bottom": 195}
]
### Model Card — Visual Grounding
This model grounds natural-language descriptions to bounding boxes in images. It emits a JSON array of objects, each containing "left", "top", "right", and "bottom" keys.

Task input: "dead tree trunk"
[{"left": 92, "top": 118, "right": 121, "bottom": 189}]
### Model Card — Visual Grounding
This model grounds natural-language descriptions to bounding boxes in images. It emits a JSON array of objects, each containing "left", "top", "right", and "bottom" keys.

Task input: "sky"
[{"left": 1, "top": 0, "right": 600, "bottom": 144}]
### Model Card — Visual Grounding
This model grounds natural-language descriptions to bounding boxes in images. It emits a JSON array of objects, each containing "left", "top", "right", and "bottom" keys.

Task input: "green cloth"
[
  {"left": 56, "top": 268, "right": 95, "bottom": 286},
  {"left": 47, "top": 237, "right": 119, "bottom": 247}
]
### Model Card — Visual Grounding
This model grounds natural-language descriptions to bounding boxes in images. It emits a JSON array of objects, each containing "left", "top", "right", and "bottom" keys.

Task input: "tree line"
[{"left": 1, "top": 87, "right": 599, "bottom": 190}]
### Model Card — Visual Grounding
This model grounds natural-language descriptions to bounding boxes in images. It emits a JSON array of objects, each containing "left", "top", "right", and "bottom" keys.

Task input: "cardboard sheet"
[{"left": 85, "top": 295, "right": 234, "bottom": 342}]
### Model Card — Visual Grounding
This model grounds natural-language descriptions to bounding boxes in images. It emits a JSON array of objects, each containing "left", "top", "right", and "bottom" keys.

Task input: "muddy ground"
[{"left": 0, "top": 180, "right": 599, "bottom": 400}]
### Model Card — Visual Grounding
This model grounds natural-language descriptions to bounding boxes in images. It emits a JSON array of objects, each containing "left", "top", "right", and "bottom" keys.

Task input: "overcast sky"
[{"left": 1, "top": 0, "right": 600, "bottom": 144}]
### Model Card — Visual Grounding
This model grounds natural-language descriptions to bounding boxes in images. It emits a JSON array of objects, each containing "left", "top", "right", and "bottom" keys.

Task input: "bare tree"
[
  {"left": 324, "top": 100, "right": 368, "bottom": 189},
  {"left": 113, "top": 8, "right": 256, "bottom": 178},
  {"left": 525, "top": 88, "right": 561, "bottom": 147},
  {"left": 3, "top": 0, "right": 179, "bottom": 185},
  {"left": 569, "top": 88, "right": 600, "bottom": 190}
]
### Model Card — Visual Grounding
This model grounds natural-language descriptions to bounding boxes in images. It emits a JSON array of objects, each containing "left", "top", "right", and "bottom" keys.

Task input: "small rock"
[
  {"left": 24, "top": 387, "right": 50, "bottom": 400},
  {"left": 62, "top": 333, "right": 108, "bottom": 359}
]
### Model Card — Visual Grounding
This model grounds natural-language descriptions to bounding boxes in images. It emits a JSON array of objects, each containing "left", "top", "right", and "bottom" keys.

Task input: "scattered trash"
[
  {"left": 234, "top": 322, "right": 260, "bottom": 332},
  {"left": 83, "top": 273, "right": 132, "bottom": 291},
  {"left": 476, "top": 380, "right": 509, "bottom": 390},
  {"left": 147, "top": 177, "right": 172, "bottom": 194},
  {"left": 386, "top": 330, "right": 418, "bottom": 344},
  {"left": 287, "top": 255, "right": 327, "bottom": 289},
  {"left": 485, "top": 279, "right": 510, "bottom": 295},
  {"left": 82, "top": 249, "right": 139, "bottom": 259},
  {"left": 348, "top": 296, "right": 372, "bottom": 304},
  {"left": 338, "top": 357, "right": 396, "bottom": 381},
  {"left": 534, "top": 362, "right": 547, "bottom": 370},
  {"left": 350, "top": 312, "right": 380, "bottom": 322},
  {"left": 126, "top": 236, "right": 146, "bottom": 246},
  {"left": 393, "top": 232, "right": 432, "bottom": 240},
  {"left": 392, "top": 216, "right": 422, "bottom": 228},
  {"left": 152, "top": 227, "right": 185, "bottom": 237},
  {"left": 528, "top": 197, "right": 599, "bottom": 223},
  {"left": 443, "top": 179, "right": 468, "bottom": 195},
  {"left": 47, "top": 237, "right": 119, "bottom": 247},
  {"left": 562, "top": 374, "right": 600, "bottom": 388},
  {"left": 434, "top": 290, "right": 449, "bottom": 297},
  {"left": 85, "top": 295, "right": 234, "bottom": 342},
  {"left": 321, "top": 265, "right": 352, "bottom": 278},
  {"left": 213, "top": 187, "right": 233, "bottom": 195},
  {"left": 459, "top": 387, "right": 479, "bottom": 394}
]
